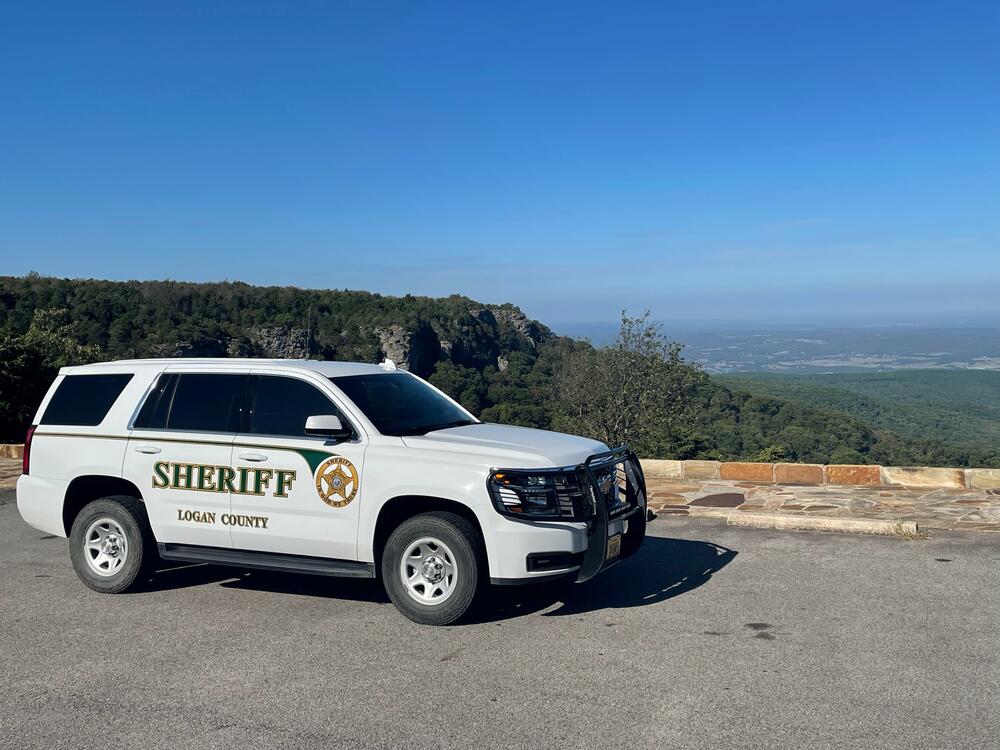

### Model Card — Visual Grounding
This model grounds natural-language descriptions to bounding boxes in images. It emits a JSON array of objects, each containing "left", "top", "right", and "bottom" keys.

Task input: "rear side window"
[
  {"left": 40, "top": 374, "right": 134, "bottom": 427},
  {"left": 134, "top": 373, "right": 245, "bottom": 433},
  {"left": 166, "top": 374, "right": 246, "bottom": 433},
  {"left": 248, "top": 375, "right": 345, "bottom": 437}
]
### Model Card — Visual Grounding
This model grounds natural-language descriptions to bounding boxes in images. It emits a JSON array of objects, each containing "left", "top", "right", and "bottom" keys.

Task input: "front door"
[
  {"left": 227, "top": 372, "right": 366, "bottom": 560},
  {"left": 124, "top": 370, "right": 247, "bottom": 548}
]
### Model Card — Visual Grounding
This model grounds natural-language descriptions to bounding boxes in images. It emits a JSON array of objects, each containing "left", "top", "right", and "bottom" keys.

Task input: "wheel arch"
[
  {"left": 372, "top": 495, "right": 488, "bottom": 575},
  {"left": 63, "top": 475, "right": 146, "bottom": 536}
]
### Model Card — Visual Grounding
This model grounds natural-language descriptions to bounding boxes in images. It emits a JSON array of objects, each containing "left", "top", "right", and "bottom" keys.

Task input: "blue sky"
[{"left": 1, "top": 1, "right": 998, "bottom": 330}]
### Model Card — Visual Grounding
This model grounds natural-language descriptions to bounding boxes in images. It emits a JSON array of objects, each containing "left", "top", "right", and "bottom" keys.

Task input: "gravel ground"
[{"left": 1, "top": 489, "right": 998, "bottom": 749}]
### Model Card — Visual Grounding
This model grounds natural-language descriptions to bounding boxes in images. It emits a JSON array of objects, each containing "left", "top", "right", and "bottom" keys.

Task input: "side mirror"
[{"left": 305, "top": 414, "right": 352, "bottom": 441}]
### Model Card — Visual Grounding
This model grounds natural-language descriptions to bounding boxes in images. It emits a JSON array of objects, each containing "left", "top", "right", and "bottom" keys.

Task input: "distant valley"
[
  {"left": 682, "top": 326, "right": 1000, "bottom": 374},
  {"left": 557, "top": 322, "right": 1000, "bottom": 374},
  {"left": 717, "top": 369, "right": 1000, "bottom": 464}
]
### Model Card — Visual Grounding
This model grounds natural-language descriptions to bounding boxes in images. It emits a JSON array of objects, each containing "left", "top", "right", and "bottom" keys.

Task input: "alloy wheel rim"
[
  {"left": 399, "top": 536, "right": 458, "bottom": 606},
  {"left": 84, "top": 517, "right": 129, "bottom": 577}
]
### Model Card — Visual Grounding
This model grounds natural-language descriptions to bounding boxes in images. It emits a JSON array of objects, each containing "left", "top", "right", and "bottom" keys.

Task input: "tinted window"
[
  {"left": 166, "top": 374, "right": 245, "bottom": 433},
  {"left": 331, "top": 372, "right": 475, "bottom": 436},
  {"left": 133, "top": 374, "right": 177, "bottom": 429},
  {"left": 249, "top": 376, "right": 342, "bottom": 437},
  {"left": 40, "top": 374, "right": 134, "bottom": 426}
]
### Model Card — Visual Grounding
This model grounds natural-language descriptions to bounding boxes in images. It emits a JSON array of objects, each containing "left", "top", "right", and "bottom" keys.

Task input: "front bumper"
[{"left": 488, "top": 447, "right": 647, "bottom": 585}]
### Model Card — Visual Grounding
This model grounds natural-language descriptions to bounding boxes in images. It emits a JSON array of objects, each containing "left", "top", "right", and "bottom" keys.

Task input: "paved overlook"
[{"left": 1, "top": 490, "right": 998, "bottom": 749}]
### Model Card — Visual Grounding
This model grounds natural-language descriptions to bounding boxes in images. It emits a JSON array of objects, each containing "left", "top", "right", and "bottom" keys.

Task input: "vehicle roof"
[{"left": 61, "top": 358, "right": 396, "bottom": 378}]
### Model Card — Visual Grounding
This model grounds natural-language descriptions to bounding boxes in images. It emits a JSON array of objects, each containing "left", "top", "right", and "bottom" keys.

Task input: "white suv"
[{"left": 16, "top": 358, "right": 647, "bottom": 624}]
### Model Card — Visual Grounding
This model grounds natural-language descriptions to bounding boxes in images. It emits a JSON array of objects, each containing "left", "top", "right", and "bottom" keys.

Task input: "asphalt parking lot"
[{"left": 1, "top": 490, "right": 998, "bottom": 749}]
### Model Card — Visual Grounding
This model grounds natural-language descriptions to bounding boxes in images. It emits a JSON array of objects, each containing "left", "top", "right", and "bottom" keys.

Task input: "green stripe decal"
[{"left": 294, "top": 448, "right": 335, "bottom": 474}]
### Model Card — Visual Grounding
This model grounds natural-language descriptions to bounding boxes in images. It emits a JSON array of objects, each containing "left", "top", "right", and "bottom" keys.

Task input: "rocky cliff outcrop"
[
  {"left": 373, "top": 323, "right": 441, "bottom": 377},
  {"left": 0, "top": 276, "right": 557, "bottom": 379},
  {"left": 227, "top": 326, "right": 308, "bottom": 359},
  {"left": 490, "top": 306, "right": 552, "bottom": 348}
]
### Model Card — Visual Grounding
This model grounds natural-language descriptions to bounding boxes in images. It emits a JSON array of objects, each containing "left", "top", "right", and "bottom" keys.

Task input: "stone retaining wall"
[
  {"left": 641, "top": 458, "right": 1000, "bottom": 490},
  {"left": 0, "top": 444, "right": 23, "bottom": 460}
]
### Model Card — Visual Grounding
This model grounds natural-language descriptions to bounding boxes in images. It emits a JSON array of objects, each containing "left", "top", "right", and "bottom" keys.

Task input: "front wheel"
[{"left": 381, "top": 512, "right": 483, "bottom": 625}]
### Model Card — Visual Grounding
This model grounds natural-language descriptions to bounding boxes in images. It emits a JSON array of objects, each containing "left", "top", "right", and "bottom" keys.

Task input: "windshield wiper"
[{"left": 391, "top": 419, "right": 478, "bottom": 437}]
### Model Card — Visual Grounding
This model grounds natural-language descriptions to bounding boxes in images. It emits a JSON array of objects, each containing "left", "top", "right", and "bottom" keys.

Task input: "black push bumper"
[{"left": 576, "top": 447, "right": 647, "bottom": 583}]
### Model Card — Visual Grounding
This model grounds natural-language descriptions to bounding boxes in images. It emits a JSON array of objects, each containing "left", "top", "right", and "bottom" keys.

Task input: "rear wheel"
[
  {"left": 382, "top": 512, "right": 482, "bottom": 625},
  {"left": 69, "top": 496, "right": 155, "bottom": 594}
]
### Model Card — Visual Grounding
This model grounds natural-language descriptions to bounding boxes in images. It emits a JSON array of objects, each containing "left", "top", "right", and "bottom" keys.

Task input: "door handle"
[
  {"left": 134, "top": 445, "right": 161, "bottom": 455},
  {"left": 238, "top": 452, "right": 268, "bottom": 462}
]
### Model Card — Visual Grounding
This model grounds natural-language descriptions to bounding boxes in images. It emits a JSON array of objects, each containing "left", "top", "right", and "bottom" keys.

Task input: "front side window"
[
  {"left": 40, "top": 373, "right": 134, "bottom": 427},
  {"left": 248, "top": 375, "right": 345, "bottom": 437},
  {"left": 164, "top": 374, "right": 245, "bottom": 433},
  {"left": 331, "top": 372, "right": 476, "bottom": 436}
]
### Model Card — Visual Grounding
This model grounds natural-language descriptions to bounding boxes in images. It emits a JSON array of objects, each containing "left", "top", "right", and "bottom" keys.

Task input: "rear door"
[
  {"left": 228, "top": 371, "right": 366, "bottom": 560},
  {"left": 124, "top": 370, "right": 247, "bottom": 548}
]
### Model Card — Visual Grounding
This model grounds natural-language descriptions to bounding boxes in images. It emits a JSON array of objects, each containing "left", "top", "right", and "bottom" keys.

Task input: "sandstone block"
[
  {"left": 774, "top": 463, "right": 824, "bottom": 485},
  {"left": 640, "top": 459, "right": 683, "bottom": 479},
  {"left": 881, "top": 466, "right": 965, "bottom": 488},
  {"left": 966, "top": 468, "right": 1000, "bottom": 490},
  {"left": 0, "top": 444, "right": 23, "bottom": 459},
  {"left": 824, "top": 464, "right": 882, "bottom": 486},
  {"left": 683, "top": 460, "right": 721, "bottom": 480},
  {"left": 720, "top": 462, "right": 774, "bottom": 482}
]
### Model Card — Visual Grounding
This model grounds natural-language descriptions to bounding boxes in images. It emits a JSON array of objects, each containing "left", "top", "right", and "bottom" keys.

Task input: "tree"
[
  {"left": 19, "top": 308, "right": 102, "bottom": 367},
  {"left": 553, "top": 311, "right": 706, "bottom": 456},
  {"left": 428, "top": 361, "right": 486, "bottom": 414},
  {"left": 0, "top": 308, "right": 103, "bottom": 441}
]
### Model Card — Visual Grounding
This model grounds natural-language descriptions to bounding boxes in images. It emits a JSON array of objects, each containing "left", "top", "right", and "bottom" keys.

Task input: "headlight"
[{"left": 488, "top": 468, "right": 593, "bottom": 521}]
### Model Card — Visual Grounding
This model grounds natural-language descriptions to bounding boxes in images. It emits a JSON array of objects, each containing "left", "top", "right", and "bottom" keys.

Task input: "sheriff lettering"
[{"left": 152, "top": 461, "right": 296, "bottom": 498}]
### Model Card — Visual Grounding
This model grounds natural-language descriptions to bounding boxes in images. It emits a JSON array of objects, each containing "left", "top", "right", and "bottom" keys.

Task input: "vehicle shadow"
[
  {"left": 146, "top": 536, "right": 736, "bottom": 621},
  {"left": 146, "top": 562, "right": 391, "bottom": 603},
  {"left": 476, "top": 536, "right": 738, "bottom": 622}
]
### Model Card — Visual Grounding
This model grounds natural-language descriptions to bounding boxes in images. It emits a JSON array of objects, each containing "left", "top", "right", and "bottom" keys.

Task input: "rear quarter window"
[{"left": 39, "top": 373, "right": 134, "bottom": 427}]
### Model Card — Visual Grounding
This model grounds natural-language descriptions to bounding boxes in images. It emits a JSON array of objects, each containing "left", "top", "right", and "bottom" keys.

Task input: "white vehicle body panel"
[
  {"left": 16, "top": 357, "right": 641, "bottom": 583},
  {"left": 123, "top": 430, "right": 237, "bottom": 548}
]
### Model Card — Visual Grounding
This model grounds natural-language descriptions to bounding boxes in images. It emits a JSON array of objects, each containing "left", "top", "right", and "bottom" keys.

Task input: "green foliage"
[
  {"left": 428, "top": 361, "right": 486, "bottom": 414},
  {"left": 0, "top": 275, "right": 992, "bottom": 468},
  {"left": 0, "top": 308, "right": 103, "bottom": 441},
  {"left": 755, "top": 445, "right": 787, "bottom": 462},
  {"left": 553, "top": 311, "right": 706, "bottom": 457},
  {"left": 717, "top": 371, "right": 1000, "bottom": 468}
]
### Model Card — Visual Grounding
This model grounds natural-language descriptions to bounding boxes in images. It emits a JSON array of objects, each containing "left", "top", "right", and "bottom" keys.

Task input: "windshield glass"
[{"left": 330, "top": 372, "right": 477, "bottom": 436}]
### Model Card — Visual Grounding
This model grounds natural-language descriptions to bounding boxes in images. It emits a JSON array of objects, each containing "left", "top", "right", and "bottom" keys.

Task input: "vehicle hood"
[{"left": 401, "top": 423, "right": 609, "bottom": 468}]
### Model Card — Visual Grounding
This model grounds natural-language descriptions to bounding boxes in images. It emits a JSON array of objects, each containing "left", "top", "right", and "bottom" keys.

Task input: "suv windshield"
[{"left": 330, "top": 372, "right": 478, "bottom": 436}]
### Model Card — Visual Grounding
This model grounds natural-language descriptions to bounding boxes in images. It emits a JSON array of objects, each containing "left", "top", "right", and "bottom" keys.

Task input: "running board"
[{"left": 157, "top": 543, "right": 376, "bottom": 579}]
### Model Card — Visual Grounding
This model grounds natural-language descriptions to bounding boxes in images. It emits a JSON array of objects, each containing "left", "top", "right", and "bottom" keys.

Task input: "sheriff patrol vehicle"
[{"left": 16, "top": 358, "right": 647, "bottom": 624}]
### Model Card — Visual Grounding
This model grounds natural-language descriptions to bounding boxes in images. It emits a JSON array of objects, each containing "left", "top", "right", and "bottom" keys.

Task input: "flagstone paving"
[{"left": 646, "top": 475, "right": 1000, "bottom": 531}]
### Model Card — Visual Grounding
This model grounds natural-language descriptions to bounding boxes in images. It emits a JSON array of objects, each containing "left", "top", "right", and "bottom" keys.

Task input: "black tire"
[
  {"left": 69, "top": 496, "right": 155, "bottom": 594},
  {"left": 381, "top": 511, "right": 483, "bottom": 625}
]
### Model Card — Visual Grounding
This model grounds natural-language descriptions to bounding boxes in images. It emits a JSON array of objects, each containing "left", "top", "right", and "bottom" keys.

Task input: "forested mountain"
[
  {"left": 0, "top": 274, "right": 549, "bottom": 376},
  {"left": 0, "top": 275, "right": 993, "bottom": 467},
  {"left": 717, "top": 371, "right": 1000, "bottom": 467}
]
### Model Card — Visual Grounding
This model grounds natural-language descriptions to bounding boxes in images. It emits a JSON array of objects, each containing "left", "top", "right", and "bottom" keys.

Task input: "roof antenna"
[
  {"left": 304, "top": 303, "right": 312, "bottom": 360},
  {"left": 379, "top": 358, "right": 397, "bottom": 371}
]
